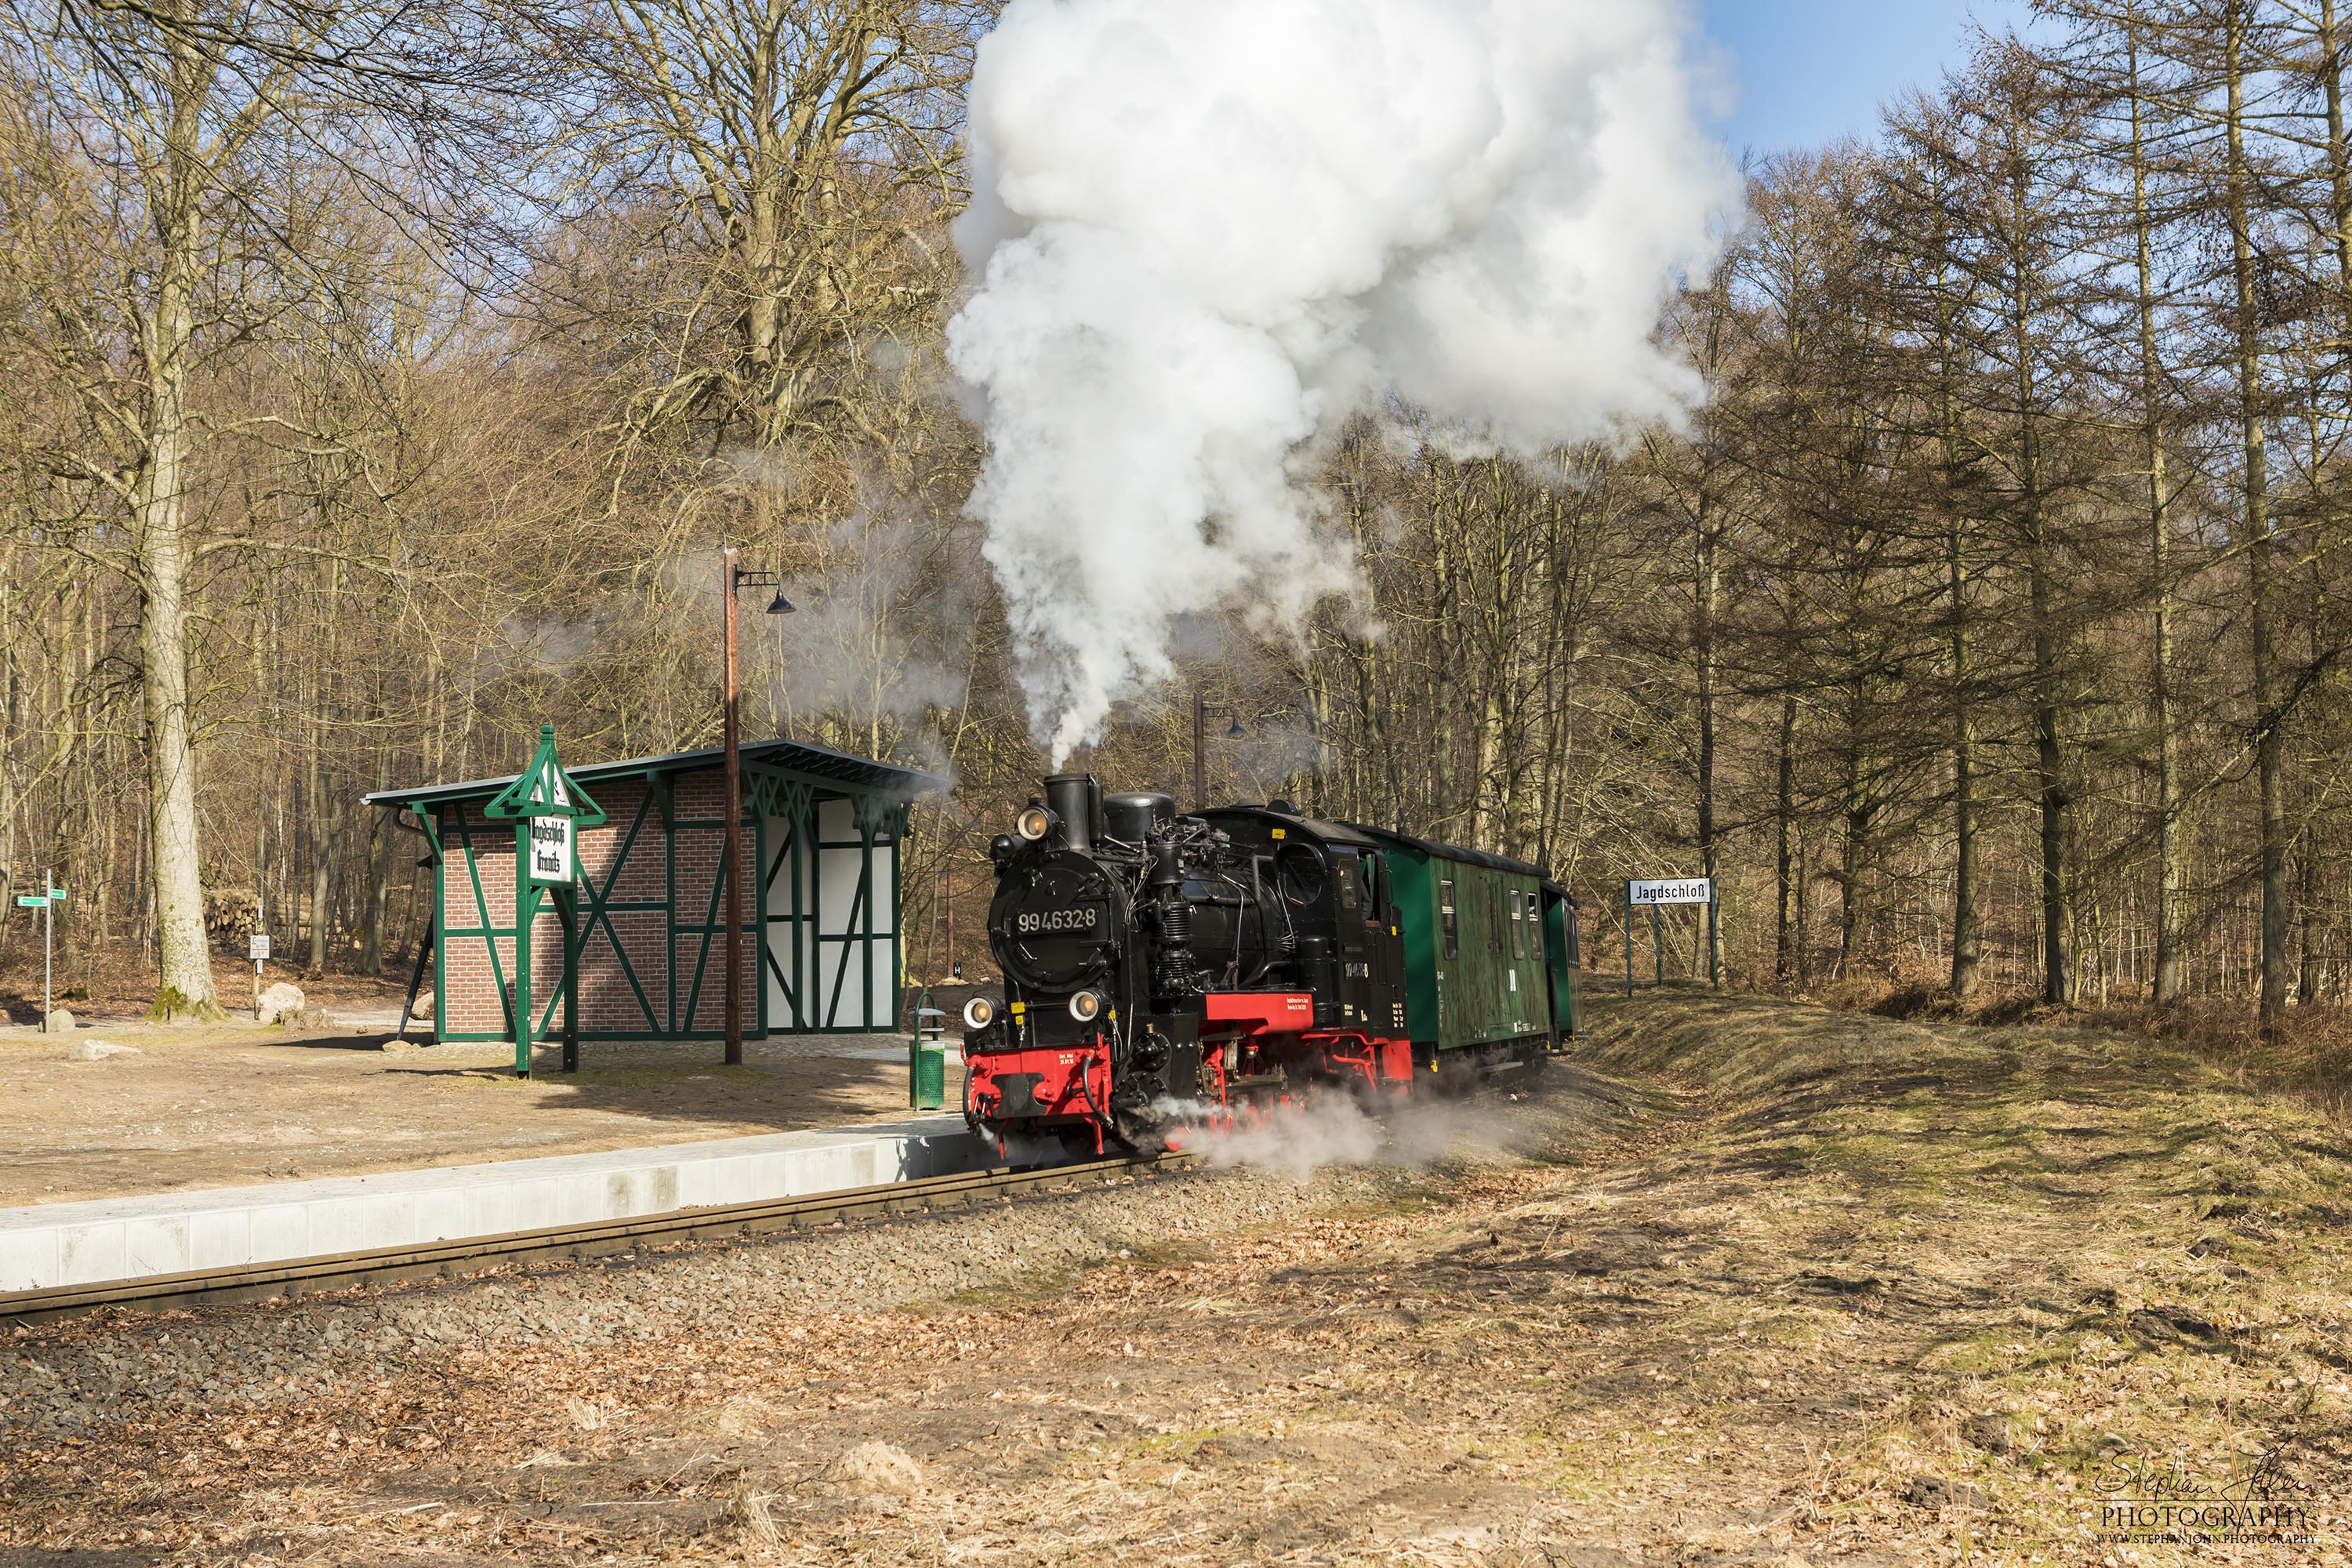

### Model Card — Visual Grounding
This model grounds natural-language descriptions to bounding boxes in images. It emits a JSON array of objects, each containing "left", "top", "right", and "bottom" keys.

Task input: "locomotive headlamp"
[
  {"left": 962, "top": 995, "right": 997, "bottom": 1030},
  {"left": 1014, "top": 804, "right": 1055, "bottom": 841},
  {"left": 1068, "top": 989, "right": 1105, "bottom": 1023}
]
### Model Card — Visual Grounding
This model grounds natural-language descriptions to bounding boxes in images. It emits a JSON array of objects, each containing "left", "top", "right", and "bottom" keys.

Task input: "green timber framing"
[{"left": 365, "top": 739, "right": 941, "bottom": 1044}]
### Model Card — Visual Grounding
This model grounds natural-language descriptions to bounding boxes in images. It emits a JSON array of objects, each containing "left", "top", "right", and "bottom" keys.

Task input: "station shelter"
[{"left": 366, "top": 738, "right": 941, "bottom": 1046}]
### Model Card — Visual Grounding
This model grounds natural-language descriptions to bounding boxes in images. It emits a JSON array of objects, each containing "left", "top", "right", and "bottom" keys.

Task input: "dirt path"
[{"left": 5, "top": 993, "right": 2351, "bottom": 1565}]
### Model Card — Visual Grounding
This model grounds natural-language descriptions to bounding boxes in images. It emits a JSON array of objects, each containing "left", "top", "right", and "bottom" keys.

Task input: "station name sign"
[
  {"left": 526, "top": 771, "right": 576, "bottom": 887},
  {"left": 1628, "top": 877, "right": 1712, "bottom": 906}
]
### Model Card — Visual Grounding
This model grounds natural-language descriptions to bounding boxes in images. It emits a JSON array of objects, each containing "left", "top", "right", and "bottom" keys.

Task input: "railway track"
[{"left": 0, "top": 1150, "right": 1197, "bottom": 1329}]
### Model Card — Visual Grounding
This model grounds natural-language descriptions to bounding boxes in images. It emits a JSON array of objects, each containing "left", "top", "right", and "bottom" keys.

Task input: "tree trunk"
[
  {"left": 2126, "top": 19, "right": 2187, "bottom": 1004},
  {"left": 307, "top": 745, "right": 335, "bottom": 975},
  {"left": 2322, "top": 0, "right": 2352, "bottom": 291},
  {"left": 1696, "top": 500, "right": 1720, "bottom": 932},
  {"left": 2226, "top": 3, "right": 2289, "bottom": 1016},
  {"left": 1949, "top": 528, "right": 1980, "bottom": 1000},
  {"left": 1795, "top": 820, "right": 1813, "bottom": 987},
  {"left": 2005, "top": 109, "right": 2067, "bottom": 1007},
  {"left": 1775, "top": 690, "right": 1795, "bottom": 983},
  {"left": 1840, "top": 721, "right": 1866, "bottom": 975},
  {"left": 136, "top": 119, "right": 222, "bottom": 1021},
  {"left": 1940, "top": 267, "right": 1980, "bottom": 999}
]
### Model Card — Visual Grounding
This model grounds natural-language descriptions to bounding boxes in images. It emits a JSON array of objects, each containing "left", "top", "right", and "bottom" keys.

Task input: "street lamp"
[
  {"left": 1191, "top": 689, "right": 1247, "bottom": 811},
  {"left": 723, "top": 546, "right": 794, "bottom": 1066}
]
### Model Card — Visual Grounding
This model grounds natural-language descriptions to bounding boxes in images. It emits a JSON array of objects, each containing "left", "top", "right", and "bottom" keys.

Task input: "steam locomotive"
[{"left": 958, "top": 772, "right": 1580, "bottom": 1156}]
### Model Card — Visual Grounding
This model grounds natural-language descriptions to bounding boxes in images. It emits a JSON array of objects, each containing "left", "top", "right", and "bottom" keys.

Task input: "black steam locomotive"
[{"left": 959, "top": 772, "right": 1579, "bottom": 1156}]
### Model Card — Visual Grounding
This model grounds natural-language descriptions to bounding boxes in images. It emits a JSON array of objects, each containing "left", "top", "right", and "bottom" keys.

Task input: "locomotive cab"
[{"left": 1196, "top": 804, "right": 1411, "bottom": 1044}]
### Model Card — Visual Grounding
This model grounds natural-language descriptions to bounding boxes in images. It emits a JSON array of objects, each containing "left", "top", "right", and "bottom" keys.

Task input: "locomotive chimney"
[{"left": 1044, "top": 773, "right": 1101, "bottom": 855}]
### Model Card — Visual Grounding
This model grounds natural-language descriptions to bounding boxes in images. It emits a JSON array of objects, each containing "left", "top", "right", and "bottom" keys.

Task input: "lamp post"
[
  {"left": 722, "top": 546, "right": 795, "bottom": 1065},
  {"left": 1190, "top": 690, "right": 1246, "bottom": 811}
]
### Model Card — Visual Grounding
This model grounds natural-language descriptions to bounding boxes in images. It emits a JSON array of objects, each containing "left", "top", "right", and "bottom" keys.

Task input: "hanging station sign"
[
  {"left": 493, "top": 731, "right": 597, "bottom": 891},
  {"left": 526, "top": 772, "right": 576, "bottom": 887},
  {"left": 483, "top": 725, "right": 608, "bottom": 1078}
]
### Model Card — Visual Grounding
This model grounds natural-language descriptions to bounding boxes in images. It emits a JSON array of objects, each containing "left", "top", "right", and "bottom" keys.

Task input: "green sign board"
[{"left": 15, "top": 895, "right": 45, "bottom": 909}]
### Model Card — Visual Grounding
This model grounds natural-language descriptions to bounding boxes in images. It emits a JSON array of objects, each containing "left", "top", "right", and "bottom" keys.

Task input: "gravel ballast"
[{"left": 1, "top": 1088, "right": 1610, "bottom": 1443}]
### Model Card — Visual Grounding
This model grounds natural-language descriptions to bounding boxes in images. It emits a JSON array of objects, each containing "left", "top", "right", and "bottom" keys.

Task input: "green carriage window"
[
  {"left": 1508, "top": 887, "right": 1524, "bottom": 957},
  {"left": 1439, "top": 877, "right": 1457, "bottom": 960}
]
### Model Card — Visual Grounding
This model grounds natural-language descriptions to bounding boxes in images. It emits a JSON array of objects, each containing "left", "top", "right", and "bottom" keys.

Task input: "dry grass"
[{"left": 1825, "top": 977, "right": 2352, "bottom": 1122}]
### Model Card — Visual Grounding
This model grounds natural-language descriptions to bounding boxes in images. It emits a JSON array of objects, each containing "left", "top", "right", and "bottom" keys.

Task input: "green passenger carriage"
[{"left": 1361, "top": 829, "right": 1579, "bottom": 1068}]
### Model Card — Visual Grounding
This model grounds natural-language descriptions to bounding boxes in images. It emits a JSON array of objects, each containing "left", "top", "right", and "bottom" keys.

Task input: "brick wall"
[{"left": 437, "top": 768, "right": 758, "bottom": 1041}]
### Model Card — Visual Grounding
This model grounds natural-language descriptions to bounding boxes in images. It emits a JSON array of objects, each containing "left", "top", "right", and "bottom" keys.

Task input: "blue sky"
[{"left": 1696, "top": 0, "right": 2031, "bottom": 157}]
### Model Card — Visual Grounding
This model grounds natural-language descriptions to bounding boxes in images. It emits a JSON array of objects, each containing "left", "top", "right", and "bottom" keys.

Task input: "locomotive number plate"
[{"left": 1016, "top": 905, "right": 1102, "bottom": 934}]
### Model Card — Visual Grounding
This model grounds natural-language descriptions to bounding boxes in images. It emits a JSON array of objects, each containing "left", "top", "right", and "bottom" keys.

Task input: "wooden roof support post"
[{"left": 723, "top": 546, "right": 745, "bottom": 1067}]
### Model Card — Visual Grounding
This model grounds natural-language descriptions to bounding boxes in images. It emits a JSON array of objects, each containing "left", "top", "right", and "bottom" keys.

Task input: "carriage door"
[
  {"left": 1360, "top": 851, "right": 1408, "bottom": 1038},
  {"left": 1330, "top": 855, "right": 1370, "bottom": 1031}
]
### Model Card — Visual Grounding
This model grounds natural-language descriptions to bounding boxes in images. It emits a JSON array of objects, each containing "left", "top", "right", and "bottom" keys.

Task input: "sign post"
[
  {"left": 16, "top": 869, "right": 62, "bottom": 1027},
  {"left": 484, "top": 726, "right": 607, "bottom": 1078},
  {"left": 249, "top": 931, "right": 271, "bottom": 1020},
  {"left": 1624, "top": 878, "right": 1715, "bottom": 993}
]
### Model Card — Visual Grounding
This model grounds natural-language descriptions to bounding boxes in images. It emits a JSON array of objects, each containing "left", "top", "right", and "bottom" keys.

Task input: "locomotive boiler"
[{"left": 959, "top": 772, "right": 1579, "bottom": 1156}]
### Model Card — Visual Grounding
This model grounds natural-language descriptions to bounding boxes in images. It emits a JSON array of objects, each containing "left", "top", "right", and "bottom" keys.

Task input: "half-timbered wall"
[
  {"left": 427, "top": 764, "right": 902, "bottom": 1042},
  {"left": 753, "top": 774, "right": 903, "bottom": 1033}
]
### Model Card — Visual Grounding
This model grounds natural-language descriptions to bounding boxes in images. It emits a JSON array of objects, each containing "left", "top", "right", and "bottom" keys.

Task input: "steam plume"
[
  {"left": 949, "top": 0, "right": 1733, "bottom": 759},
  {"left": 1161, "top": 1089, "right": 1509, "bottom": 1182}
]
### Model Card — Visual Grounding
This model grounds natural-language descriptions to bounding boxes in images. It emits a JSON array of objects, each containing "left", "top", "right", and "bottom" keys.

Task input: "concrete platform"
[{"left": 0, "top": 1115, "right": 988, "bottom": 1293}]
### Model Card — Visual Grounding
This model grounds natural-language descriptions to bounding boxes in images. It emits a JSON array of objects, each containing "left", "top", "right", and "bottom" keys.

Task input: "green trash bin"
[
  {"left": 909, "top": 1040, "right": 946, "bottom": 1110},
  {"left": 910, "top": 997, "right": 947, "bottom": 1110}
]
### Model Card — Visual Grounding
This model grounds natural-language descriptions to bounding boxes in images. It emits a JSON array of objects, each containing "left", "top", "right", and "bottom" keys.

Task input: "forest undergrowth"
[{"left": 1817, "top": 980, "right": 2352, "bottom": 1127}]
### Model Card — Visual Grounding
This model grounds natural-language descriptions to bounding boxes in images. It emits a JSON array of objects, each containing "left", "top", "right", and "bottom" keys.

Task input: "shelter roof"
[{"left": 364, "top": 736, "right": 944, "bottom": 813}]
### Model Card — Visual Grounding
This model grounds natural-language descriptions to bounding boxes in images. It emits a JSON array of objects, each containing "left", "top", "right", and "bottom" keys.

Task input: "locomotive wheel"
[
  {"left": 1110, "top": 1108, "right": 1170, "bottom": 1155},
  {"left": 1054, "top": 1124, "right": 1105, "bottom": 1161}
]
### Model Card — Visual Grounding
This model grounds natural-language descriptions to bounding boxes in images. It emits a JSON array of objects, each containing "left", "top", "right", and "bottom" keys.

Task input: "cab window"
[
  {"left": 1439, "top": 877, "right": 1457, "bottom": 960},
  {"left": 1359, "top": 853, "right": 1385, "bottom": 925}
]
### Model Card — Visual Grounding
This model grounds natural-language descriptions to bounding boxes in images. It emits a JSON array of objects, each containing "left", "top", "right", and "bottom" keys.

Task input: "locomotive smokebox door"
[{"left": 989, "top": 851, "right": 1122, "bottom": 1000}]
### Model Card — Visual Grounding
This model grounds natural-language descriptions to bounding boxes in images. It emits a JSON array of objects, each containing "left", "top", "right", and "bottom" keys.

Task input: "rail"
[{"left": 0, "top": 1151, "right": 1196, "bottom": 1329}]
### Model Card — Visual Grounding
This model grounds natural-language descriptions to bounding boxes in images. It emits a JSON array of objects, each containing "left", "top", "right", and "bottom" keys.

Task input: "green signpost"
[
  {"left": 483, "top": 726, "right": 607, "bottom": 1077},
  {"left": 18, "top": 874, "right": 64, "bottom": 1029}
]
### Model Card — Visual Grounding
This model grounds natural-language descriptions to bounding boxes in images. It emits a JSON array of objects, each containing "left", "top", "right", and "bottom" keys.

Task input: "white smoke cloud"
[
  {"left": 1156, "top": 1087, "right": 1517, "bottom": 1182},
  {"left": 761, "top": 510, "right": 975, "bottom": 733},
  {"left": 949, "top": 0, "right": 1734, "bottom": 760}
]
